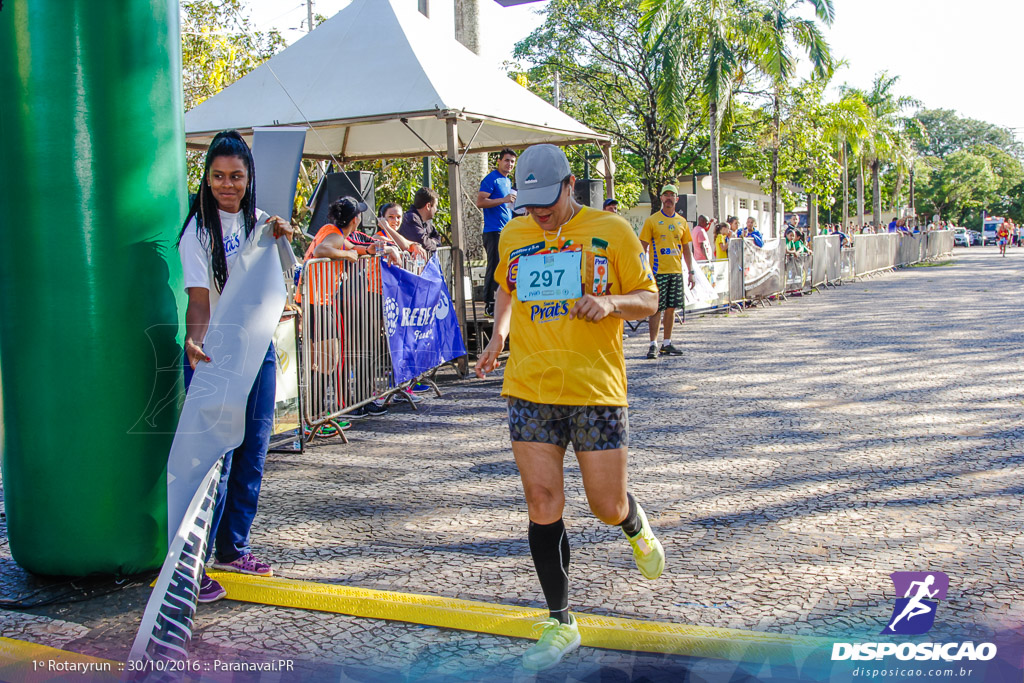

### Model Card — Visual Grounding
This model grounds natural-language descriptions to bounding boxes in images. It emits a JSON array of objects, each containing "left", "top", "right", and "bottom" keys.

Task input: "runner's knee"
[
  {"left": 523, "top": 484, "right": 564, "bottom": 524},
  {"left": 588, "top": 496, "right": 628, "bottom": 525}
]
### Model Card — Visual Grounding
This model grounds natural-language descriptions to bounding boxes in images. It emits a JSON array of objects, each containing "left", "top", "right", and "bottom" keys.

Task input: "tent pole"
[
  {"left": 601, "top": 142, "right": 614, "bottom": 200},
  {"left": 446, "top": 117, "right": 469, "bottom": 372}
]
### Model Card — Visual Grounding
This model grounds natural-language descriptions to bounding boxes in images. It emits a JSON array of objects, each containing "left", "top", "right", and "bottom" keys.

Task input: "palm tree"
[
  {"left": 847, "top": 73, "right": 920, "bottom": 226},
  {"left": 749, "top": 0, "right": 834, "bottom": 234},
  {"left": 641, "top": 0, "right": 743, "bottom": 221},
  {"left": 822, "top": 93, "right": 870, "bottom": 230}
]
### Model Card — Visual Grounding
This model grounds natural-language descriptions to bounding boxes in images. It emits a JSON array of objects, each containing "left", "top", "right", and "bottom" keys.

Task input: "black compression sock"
[
  {"left": 619, "top": 492, "right": 642, "bottom": 537},
  {"left": 528, "top": 519, "right": 571, "bottom": 624}
]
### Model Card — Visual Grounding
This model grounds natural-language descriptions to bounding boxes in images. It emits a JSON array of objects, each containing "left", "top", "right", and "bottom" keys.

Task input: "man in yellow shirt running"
[
  {"left": 639, "top": 185, "right": 696, "bottom": 359},
  {"left": 475, "top": 144, "right": 665, "bottom": 672}
]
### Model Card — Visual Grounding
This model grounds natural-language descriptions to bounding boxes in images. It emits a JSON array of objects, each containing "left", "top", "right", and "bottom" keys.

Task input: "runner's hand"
[
  {"left": 688, "top": 272, "right": 696, "bottom": 289},
  {"left": 568, "top": 294, "right": 614, "bottom": 322},
  {"left": 475, "top": 339, "right": 503, "bottom": 378},
  {"left": 185, "top": 338, "right": 211, "bottom": 371}
]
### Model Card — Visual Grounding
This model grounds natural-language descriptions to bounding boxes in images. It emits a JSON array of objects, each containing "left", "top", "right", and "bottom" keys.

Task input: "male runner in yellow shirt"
[
  {"left": 475, "top": 144, "right": 664, "bottom": 672},
  {"left": 639, "top": 185, "right": 696, "bottom": 359}
]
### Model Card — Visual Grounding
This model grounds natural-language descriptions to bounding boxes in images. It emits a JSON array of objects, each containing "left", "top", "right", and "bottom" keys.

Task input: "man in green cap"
[{"left": 639, "top": 184, "right": 696, "bottom": 359}]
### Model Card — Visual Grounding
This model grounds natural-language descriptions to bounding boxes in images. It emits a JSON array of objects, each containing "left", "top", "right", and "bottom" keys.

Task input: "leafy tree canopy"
[{"left": 913, "top": 109, "right": 1022, "bottom": 160}]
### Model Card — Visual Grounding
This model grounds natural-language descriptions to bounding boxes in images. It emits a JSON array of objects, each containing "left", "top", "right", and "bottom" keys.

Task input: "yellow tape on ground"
[
  {"left": 209, "top": 571, "right": 832, "bottom": 664},
  {"left": 0, "top": 637, "right": 120, "bottom": 682}
]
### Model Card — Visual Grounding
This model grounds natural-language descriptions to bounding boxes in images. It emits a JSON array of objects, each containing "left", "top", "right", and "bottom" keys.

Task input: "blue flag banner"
[{"left": 381, "top": 258, "right": 467, "bottom": 384}]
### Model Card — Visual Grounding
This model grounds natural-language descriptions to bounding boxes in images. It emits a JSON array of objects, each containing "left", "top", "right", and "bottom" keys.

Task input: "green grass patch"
[{"left": 906, "top": 260, "right": 955, "bottom": 268}]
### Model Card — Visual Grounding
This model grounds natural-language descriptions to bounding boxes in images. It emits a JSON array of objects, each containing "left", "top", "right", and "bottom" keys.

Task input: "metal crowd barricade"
[
  {"left": 298, "top": 255, "right": 408, "bottom": 442},
  {"left": 785, "top": 252, "right": 812, "bottom": 294},
  {"left": 925, "top": 230, "right": 954, "bottom": 260},
  {"left": 811, "top": 234, "right": 842, "bottom": 287},
  {"left": 840, "top": 248, "right": 856, "bottom": 281}
]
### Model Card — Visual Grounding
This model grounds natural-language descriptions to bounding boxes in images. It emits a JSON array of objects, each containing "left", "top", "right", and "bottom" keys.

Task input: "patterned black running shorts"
[
  {"left": 654, "top": 272, "right": 684, "bottom": 311},
  {"left": 507, "top": 397, "right": 629, "bottom": 451}
]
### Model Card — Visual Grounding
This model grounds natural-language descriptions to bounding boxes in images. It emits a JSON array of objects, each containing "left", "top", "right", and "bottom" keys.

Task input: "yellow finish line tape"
[
  {"left": 0, "top": 637, "right": 120, "bottom": 682},
  {"left": 209, "top": 571, "right": 832, "bottom": 664}
]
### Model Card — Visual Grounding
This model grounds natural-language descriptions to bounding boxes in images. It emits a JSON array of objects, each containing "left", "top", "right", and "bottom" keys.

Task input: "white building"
[{"left": 623, "top": 171, "right": 787, "bottom": 238}]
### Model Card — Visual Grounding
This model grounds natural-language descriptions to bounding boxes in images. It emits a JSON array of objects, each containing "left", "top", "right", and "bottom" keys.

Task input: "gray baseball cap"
[{"left": 513, "top": 144, "right": 572, "bottom": 210}]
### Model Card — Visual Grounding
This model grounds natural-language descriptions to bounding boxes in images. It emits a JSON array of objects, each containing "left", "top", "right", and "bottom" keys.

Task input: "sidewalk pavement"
[{"left": 1, "top": 247, "right": 1022, "bottom": 679}]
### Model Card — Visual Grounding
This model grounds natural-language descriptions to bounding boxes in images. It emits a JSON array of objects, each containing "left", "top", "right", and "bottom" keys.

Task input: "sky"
[{"left": 245, "top": 0, "right": 1024, "bottom": 142}]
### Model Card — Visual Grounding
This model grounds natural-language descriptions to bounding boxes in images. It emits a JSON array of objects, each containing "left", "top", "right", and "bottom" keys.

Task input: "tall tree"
[
  {"left": 515, "top": 0, "right": 707, "bottom": 205},
  {"left": 821, "top": 92, "right": 870, "bottom": 229},
  {"left": 641, "top": 0, "right": 746, "bottom": 220},
  {"left": 914, "top": 109, "right": 1023, "bottom": 159},
  {"left": 917, "top": 150, "right": 996, "bottom": 221},
  {"left": 181, "top": 0, "right": 285, "bottom": 190},
  {"left": 844, "top": 72, "right": 918, "bottom": 226},
  {"left": 748, "top": 0, "right": 835, "bottom": 234}
]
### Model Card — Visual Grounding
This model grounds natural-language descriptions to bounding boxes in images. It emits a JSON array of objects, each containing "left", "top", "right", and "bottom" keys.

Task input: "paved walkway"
[{"left": 1, "top": 247, "right": 1022, "bottom": 680}]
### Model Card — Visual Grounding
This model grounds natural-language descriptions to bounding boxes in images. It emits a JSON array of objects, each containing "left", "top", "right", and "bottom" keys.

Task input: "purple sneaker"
[
  {"left": 210, "top": 553, "right": 273, "bottom": 577},
  {"left": 198, "top": 575, "right": 226, "bottom": 603}
]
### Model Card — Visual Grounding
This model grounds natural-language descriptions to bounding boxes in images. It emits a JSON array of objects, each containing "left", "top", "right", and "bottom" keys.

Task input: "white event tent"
[{"left": 184, "top": 0, "right": 611, "bottom": 338}]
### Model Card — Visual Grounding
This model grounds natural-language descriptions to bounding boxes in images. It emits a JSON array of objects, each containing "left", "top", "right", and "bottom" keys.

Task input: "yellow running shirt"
[
  {"left": 639, "top": 211, "right": 692, "bottom": 275},
  {"left": 496, "top": 206, "right": 656, "bottom": 406}
]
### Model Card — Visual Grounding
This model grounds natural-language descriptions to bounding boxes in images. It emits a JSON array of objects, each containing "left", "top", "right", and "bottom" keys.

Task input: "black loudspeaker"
[
  {"left": 574, "top": 179, "right": 604, "bottom": 208},
  {"left": 676, "top": 193, "right": 697, "bottom": 223},
  {"left": 308, "top": 171, "right": 376, "bottom": 234}
]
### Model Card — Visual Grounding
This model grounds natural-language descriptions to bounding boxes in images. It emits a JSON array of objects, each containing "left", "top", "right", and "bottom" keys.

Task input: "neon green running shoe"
[
  {"left": 625, "top": 502, "right": 665, "bottom": 580},
  {"left": 522, "top": 615, "right": 581, "bottom": 671}
]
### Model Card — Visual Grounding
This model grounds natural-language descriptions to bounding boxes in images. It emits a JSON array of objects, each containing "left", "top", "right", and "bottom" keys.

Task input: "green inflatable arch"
[{"left": 0, "top": 0, "right": 186, "bottom": 575}]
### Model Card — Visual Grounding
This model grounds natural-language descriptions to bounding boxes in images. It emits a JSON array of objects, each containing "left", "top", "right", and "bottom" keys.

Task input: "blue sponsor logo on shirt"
[
  {"left": 223, "top": 232, "right": 241, "bottom": 257},
  {"left": 530, "top": 301, "right": 569, "bottom": 322}
]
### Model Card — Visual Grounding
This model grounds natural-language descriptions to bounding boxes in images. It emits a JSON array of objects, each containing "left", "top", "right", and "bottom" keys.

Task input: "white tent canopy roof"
[{"left": 184, "top": 0, "right": 608, "bottom": 160}]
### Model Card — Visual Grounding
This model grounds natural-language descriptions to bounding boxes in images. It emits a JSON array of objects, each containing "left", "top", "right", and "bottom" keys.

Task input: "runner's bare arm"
[
  {"left": 569, "top": 289, "right": 657, "bottom": 323},
  {"left": 475, "top": 287, "right": 512, "bottom": 378}
]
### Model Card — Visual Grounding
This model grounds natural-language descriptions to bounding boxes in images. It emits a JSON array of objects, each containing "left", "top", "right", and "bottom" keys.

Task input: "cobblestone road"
[{"left": 1, "top": 247, "right": 1022, "bottom": 680}]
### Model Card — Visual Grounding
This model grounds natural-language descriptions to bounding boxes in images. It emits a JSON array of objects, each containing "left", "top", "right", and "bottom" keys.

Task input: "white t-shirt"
[{"left": 179, "top": 208, "right": 267, "bottom": 315}]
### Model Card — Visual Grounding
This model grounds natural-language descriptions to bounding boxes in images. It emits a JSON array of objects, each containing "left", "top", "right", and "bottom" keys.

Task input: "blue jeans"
[{"left": 183, "top": 343, "right": 276, "bottom": 564}]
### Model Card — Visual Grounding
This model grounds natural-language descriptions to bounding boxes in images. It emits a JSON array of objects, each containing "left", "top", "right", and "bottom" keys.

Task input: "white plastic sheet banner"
[
  {"left": 743, "top": 238, "right": 785, "bottom": 299},
  {"left": 128, "top": 223, "right": 287, "bottom": 667},
  {"left": 252, "top": 127, "right": 305, "bottom": 282},
  {"left": 127, "top": 458, "right": 222, "bottom": 670},
  {"left": 272, "top": 316, "right": 300, "bottom": 436},
  {"left": 683, "top": 261, "right": 719, "bottom": 312}
]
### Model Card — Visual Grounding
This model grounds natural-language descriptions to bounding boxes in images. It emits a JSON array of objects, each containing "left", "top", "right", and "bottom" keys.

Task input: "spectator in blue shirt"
[
  {"left": 476, "top": 147, "right": 517, "bottom": 317},
  {"left": 888, "top": 218, "right": 898, "bottom": 233},
  {"left": 740, "top": 216, "right": 765, "bottom": 248}
]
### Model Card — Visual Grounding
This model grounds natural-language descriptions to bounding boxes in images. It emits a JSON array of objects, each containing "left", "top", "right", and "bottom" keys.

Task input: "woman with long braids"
[{"left": 177, "top": 130, "right": 293, "bottom": 603}]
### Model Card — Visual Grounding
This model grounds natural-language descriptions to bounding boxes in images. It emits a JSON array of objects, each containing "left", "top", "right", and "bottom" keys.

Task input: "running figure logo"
[{"left": 883, "top": 571, "right": 949, "bottom": 635}]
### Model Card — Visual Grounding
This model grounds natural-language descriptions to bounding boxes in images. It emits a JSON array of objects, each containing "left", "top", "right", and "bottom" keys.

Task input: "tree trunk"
[
  {"left": 770, "top": 87, "right": 781, "bottom": 235},
  {"left": 841, "top": 139, "right": 849, "bottom": 230},
  {"left": 710, "top": 100, "right": 721, "bottom": 221},
  {"left": 871, "top": 159, "right": 882, "bottom": 226},
  {"left": 893, "top": 169, "right": 903, "bottom": 213},
  {"left": 856, "top": 159, "right": 865, "bottom": 228},
  {"left": 909, "top": 166, "right": 916, "bottom": 215},
  {"left": 809, "top": 193, "right": 818, "bottom": 234}
]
